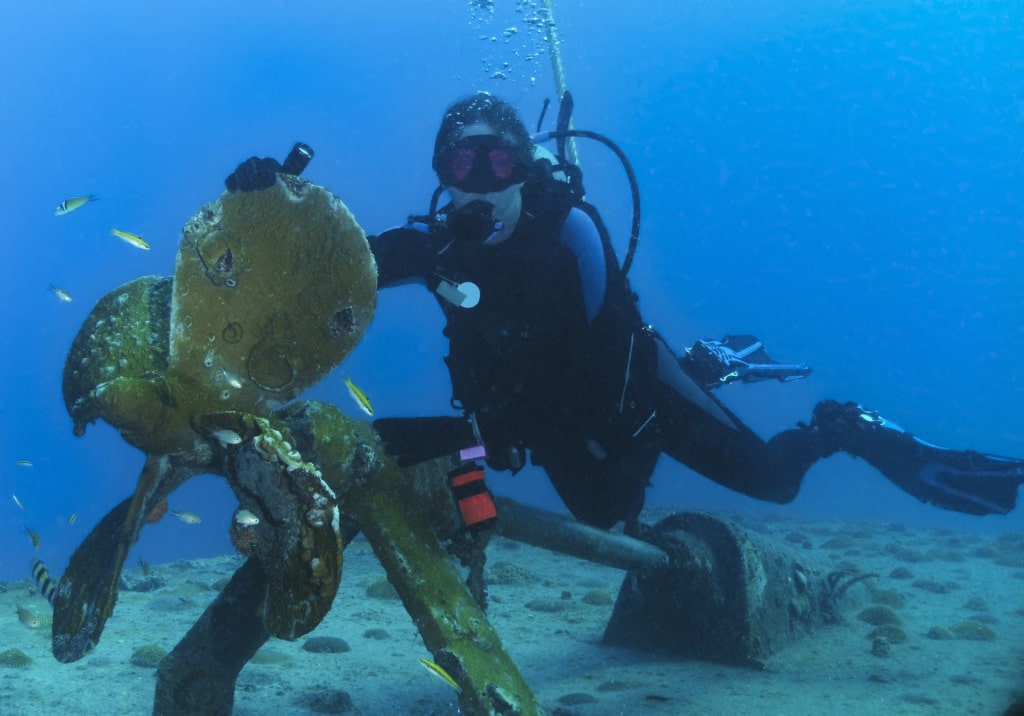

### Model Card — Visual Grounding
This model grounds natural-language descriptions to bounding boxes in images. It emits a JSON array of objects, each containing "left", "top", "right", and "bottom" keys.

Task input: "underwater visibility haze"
[
  {"left": 0, "top": 0, "right": 1022, "bottom": 711},
  {"left": 3, "top": 0, "right": 1023, "bottom": 597}
]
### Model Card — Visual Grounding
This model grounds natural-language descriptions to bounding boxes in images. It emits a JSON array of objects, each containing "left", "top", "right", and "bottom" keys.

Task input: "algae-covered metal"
[
  {"left": 53, "top": 176, "right": 542, "bottom": 715},
  {"left": 53, "top": 177, "right": 377, "bottom": 661},
  {"left": 172, "top": 177, "right": 376, "bottom": 415},
  {"left": 62, "top": 275, "right": 172, "bottom": 439},
  {"left": 61, "top": 178, "right": 376, "bottom": 458}
]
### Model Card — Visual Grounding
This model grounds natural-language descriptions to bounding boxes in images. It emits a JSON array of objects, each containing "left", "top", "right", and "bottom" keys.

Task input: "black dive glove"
[
  {"left": 373, "top": 416, "right": 479, "bottom": 468},
  {"left": 225, "top": 142, "right": 314, "bottom": 192},
  {"left": 225, "top": 157, "right": 281, "bottom": 192}
]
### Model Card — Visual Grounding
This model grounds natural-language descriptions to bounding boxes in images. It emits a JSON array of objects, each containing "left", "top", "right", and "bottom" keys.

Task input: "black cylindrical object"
[{"left": 281, "top": 142, "right": 314, "bottom": 176}]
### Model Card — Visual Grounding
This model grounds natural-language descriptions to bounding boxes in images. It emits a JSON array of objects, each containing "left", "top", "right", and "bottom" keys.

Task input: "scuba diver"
[{"left": 225, "top": 92, "right": 1024, "bottom": 532}]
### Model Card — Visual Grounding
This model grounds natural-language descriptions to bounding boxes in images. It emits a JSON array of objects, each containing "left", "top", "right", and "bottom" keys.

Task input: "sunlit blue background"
[{"left": 1, "top": 0, "right": 1021, "bottom": 583}]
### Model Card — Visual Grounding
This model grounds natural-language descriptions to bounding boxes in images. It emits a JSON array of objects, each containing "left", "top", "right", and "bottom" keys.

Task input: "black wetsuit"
[
  {"left": 369, "top": 172, "right": 831, "bottom": 528},
  {"left": 222, "top": 151, "right": 1023, "bottom": 528}
]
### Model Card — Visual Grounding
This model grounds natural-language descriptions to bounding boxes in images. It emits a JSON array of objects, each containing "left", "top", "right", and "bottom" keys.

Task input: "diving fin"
[
  {"left": 682, "top": 335, "right": 811, "bottom": 389},
  {"left": 812, "top": 400, "right": 1024, "bottom": 516}
]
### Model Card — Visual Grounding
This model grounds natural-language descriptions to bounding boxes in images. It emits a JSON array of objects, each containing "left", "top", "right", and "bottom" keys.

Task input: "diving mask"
[{"left": 436, "top": 134, "right": 529, "bottom": 193}]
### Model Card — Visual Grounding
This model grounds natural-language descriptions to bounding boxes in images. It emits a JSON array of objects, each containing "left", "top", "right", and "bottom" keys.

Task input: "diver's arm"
[{"left": 368, "top": 225, "right": 446, "bottom": 288}]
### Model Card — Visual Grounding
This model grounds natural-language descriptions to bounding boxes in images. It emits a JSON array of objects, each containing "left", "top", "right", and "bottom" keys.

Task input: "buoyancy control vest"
[{"left": 429, "top": 162, "right": 657, "bottom": 463}]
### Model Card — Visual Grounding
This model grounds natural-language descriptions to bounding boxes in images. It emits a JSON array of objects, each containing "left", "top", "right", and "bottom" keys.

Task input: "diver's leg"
[
  {"left": 652, "top": 331, "right": 825, "bottom": 502},
  {"left": 534, "top": 436, "right": 662, "bottom": 530},
  {"left": 656, "top": 389, "right": 824, "bottom": 503},
  {"left": 657, "top": 373, "right": 1024, "bottom": 515},
  {"left": 811, "top": 400, "right": 1024, "bottom": 515}
]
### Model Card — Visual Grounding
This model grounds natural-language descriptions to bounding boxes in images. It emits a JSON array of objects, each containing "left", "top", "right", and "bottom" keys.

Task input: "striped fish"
[
  {"left": 31, "top": 559, "right": 58, "bottom": 606},
  {"left": 54, "top": 195, "right": 98, "bottom": 216}
]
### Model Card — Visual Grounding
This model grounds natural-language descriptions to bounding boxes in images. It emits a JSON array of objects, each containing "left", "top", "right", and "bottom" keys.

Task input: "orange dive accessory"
[{"left": 448, "top": 464, "right": 497, "bottom": 533}]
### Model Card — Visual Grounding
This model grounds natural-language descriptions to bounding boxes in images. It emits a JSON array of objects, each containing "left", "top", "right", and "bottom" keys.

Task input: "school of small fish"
[
  {"left": 49, "top": 192, "right": 155, "bottom": 300},
  {"left": 34, "top": 193, "right": 454, "bottom": 692}
]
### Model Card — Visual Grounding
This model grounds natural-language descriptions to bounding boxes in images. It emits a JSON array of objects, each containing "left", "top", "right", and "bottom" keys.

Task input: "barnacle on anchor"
[{"left": 251, "top": 415, "right": 323, "bottom": 478}]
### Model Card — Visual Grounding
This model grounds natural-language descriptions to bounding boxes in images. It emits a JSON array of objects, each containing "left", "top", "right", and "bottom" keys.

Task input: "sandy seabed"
[{"left": 2, "top": 509, "right": 1023, "bottom": 715}]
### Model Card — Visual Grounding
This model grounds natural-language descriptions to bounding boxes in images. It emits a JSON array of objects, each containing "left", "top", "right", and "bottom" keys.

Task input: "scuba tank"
[{"left": 532, "top": 91, "right": 643, "bottom": 276}]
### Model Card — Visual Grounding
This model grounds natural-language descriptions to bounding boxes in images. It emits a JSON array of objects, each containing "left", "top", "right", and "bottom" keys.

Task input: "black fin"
[{"left": 814, "top": 401, "right": 1024, "bottom": 515}]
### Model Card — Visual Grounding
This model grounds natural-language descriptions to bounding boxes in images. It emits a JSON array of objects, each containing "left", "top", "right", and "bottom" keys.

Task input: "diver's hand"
[
  {"left": 373, "top": 416, "right": 478, "bottom": 467},
  {"left": 225, "top": 156, "right": 283, "bottom": 192}
]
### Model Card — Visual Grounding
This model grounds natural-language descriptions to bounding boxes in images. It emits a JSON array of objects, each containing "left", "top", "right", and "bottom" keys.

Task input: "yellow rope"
[{"left": 540, "top": 0, "right": 579, "bottom": 166}]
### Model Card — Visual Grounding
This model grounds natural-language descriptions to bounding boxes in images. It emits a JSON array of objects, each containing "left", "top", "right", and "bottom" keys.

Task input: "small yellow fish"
[
  {"left": 110, "top": 228, "right": 151, "bottom": 251},
  {"left": 16, "top": 604, "right": 40, "bottom": 629},
  {"left": 139, "top": 557, "right": 152, "bottom": 577},
  {"left": 68, "top": 513, "right": 77, "bottom": 526},
  {"left": 32, "top": 559, "right": 58, "bottom": 605},
  {"left": 24, "top": 525, "right": 40, "bottom": 550},
  {"left": 419, "top": 657, "right": 462, "bottom": 694},
  {"left": 54, "top": 194, "right": 98, "bottom": 216},
  {"left": 170, "top": 509, "right": 202, "bottom": 525},
  {"left": 11, "top": 493, "right": 24, "bottom": 510},
  {"left": 234, "top": 509, "right": 260, "bottom": 527},
  {"left": 15, "top": 460, "right": 32, "bottom": 467},
  {"left": 50, "top": 284, "right": 73, "bottom": 302},
  {"left": 344, "top": 376, "right": 374, "bottom": 417}
]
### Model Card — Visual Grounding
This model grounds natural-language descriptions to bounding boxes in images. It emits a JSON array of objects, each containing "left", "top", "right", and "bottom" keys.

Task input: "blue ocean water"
[{"left": 0, "top": 0, "right": 1021, "bottom": 589}]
